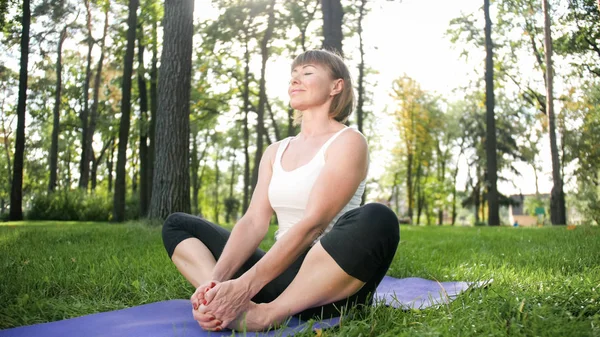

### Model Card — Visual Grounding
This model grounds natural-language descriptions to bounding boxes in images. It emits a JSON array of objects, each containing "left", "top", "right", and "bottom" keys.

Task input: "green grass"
[{"left": 1, "top": 221, "right": 599, "bottom": 336}]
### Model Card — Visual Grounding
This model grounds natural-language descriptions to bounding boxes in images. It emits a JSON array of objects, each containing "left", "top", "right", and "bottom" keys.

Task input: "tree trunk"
[
  {"left": 148, "top": 5, "right": 158, "bottom": 208},
  {"left": 87, "top": 1, "right": 109, "bottom": 192},
  {"left": 214, "top": 149, "right": 220, "bottom": 224},
  {"left": 242, "top": 40, "right": 251, "bottom": 213},
  {"left": 91, "top": 140, "right": 110, "bottom": 190},
  {"left": 49, "top": 27, "right": 67, "bottom": 193},
  {"left": 79, "top": 0, "right": 94, "bottom": 190},
  {"left": 321, "top": 0, "right": 343, "bottom": 55},
  {"left": 266, "top": 99, "right": 281, "bottom": 141},
  {"left": 148, "top": 0, "right": 194, "bottom": 219},
  {"left": 1, "top": 111, "right": 12, "bottom": 179},
  {"left": 190, "top": 132, "right": 208, "bottom": 215},
  {"left": 451, "top": 166, "right": 460, "bottom": 226},
  {"left": 356, "top": 0, "right": 366, "bottom": 134},
  {"left": 113, "top": 0, "right": 139, "bottom": 222},
  {"left": 251, "top": 0, "right": 276, "bottom": 192},
  {"left": 542, "top": 0, "right": 566, "bottom": 225},
  {"left": 226, "top": 150, "right": 236, "bottom": 223},
  {"left": 484, "top": 0, "right": 500, "bottom": 226},
  {"left": 138, "top": 24, "right": 150, "bottom": 217},
  {"left": 357, "top": 0, "right": 367, "bottom": 206},
  {"left": 107, "top": 138, "right": 114, "bottom": 192},
  {"left": 406, "top": 152, "right": 414, "bottom": 224},
  {"left": 9, "top": 0, "right": 30, "bottom": 221}
]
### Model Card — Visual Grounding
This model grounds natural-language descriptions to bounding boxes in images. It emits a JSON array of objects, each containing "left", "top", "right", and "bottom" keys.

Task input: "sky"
[{"left": 194, "top": 0, "right": 559, "bottom": 197}]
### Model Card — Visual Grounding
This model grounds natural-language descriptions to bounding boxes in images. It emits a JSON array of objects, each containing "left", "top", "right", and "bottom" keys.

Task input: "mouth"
[{"left": 290, "top": 89, "right": 304, "bottom": 95}]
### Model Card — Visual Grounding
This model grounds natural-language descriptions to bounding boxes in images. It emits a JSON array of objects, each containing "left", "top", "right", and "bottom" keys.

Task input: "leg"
[
  {"left": 171, "top": 238, "right": 216, "bottom": 288},
  {"left": 261, "top": 242, "right": 365, "bottom": 323}
]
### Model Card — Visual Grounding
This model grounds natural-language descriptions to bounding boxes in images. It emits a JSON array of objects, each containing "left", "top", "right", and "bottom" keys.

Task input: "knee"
[
  {"left": 162, "top": 212, "right": 187, "bottom": 240},
  {"left": 361, "top": 203, "right": 400, "bottom": 242}
]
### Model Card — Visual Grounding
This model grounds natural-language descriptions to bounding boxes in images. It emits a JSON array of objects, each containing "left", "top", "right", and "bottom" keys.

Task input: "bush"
[
  {"left": 27, "top": 190, "right": 116, "bottom": 222},
  {"left": 474, "top": 220, "right": 488, "bottom": 226}
]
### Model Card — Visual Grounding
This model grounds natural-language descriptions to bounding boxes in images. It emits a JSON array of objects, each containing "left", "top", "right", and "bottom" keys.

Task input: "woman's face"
[{"left": 288, "top": 63, "right": 339, "bottom": 111}]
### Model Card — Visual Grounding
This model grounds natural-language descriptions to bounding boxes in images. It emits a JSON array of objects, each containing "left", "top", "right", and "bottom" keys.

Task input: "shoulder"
[
  {"left": 330, "top": 127, "right": 368, "bottom": 154},
  {"left": 263, "top": 137, "right": 291, "bottom": 165}
]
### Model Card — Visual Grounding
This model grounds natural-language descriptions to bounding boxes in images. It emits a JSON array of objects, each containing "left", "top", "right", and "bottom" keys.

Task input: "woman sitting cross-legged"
[{"left": 161, "top": 49, "right": 400, "bottom": 332}]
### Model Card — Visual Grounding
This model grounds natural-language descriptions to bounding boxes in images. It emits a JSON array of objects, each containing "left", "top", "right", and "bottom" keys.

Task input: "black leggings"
[{"left": 162, "top": 203, "right": 400, "bottom": 320}]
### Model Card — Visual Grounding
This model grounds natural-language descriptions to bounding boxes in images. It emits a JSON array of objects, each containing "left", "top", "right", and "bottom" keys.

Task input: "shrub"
[{"left": 27, "top": 190, "right": 112, "bottom": 221}]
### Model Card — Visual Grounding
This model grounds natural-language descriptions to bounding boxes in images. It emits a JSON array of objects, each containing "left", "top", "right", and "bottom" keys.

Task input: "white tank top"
[{"left": 268, "top": 127, "right": 367, "bottom": 243}]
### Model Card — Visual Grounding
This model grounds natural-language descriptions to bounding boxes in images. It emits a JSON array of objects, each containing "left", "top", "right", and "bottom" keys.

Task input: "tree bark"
[
  {"left": 148, "top": 3, "right": 158, "bottom": 207},
  {"left": 214, "top": 148, "right": 220, "bottom": 224},
  {"left": 242, "top": 40, "right": 251, "bottom": 213},
  {"left": 0, "top": 110, "right": 11, "bottom": 179},
  {"left": 406, "top": 152, "right": 414, "bottom": 224},
  {"left": 191, "top": 132, "right": 208, "bottom": 215},
  {"left": 266, "top": 99, "right": 281, "bottom": 141},
  {"left": 542, "top": 0, "right": 566, "bottom": 225},
  {"left": 484, "top": 0, "right": 500, "bottom": 226},
  {"left": 113, "top": 0, "right": 139, "bottom": 222},
  {"left": 226, "top": 150, "right": 236, "bottom": 223},
  {"left": 9, "top": 0, "right": 30, "bottom": 221},
  {"left": 148, "top": 0, "right": 194, "bottom": 219},
  {"left": 79, "top": 0, "right": 94, "bottom": 190},
  {"left": 91, "top": 140, "right": 110, "bottom": 190},
  {"left": 107, "top": 138, "right": 114, "bottom": 192},
  {"left": 251, "top": 0, "right": 276, "bottom": 192},
  {"left": 49, "top": 27, "right": 67, "bottom": 193},
  {"left": 356, "top": 0, "right": 366, "bottom": 134},
  {"left": 138, "top": 24, "right": 150, "bottom": 217},
  {"left": 321, "top": 0, "right": 343, "bottom": 55},
  {"left": 87, "top": 1, "right": 109, "bottom": 192}
]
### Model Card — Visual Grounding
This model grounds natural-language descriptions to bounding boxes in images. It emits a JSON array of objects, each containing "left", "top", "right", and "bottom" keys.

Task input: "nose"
[{"left": 289, "top": 74, "right": 300, "bottom": 86}]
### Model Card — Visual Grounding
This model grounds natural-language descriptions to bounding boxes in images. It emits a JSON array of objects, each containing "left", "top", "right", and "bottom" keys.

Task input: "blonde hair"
[{"left": 291, "top": 49, "right": 355, "bottom": 124}]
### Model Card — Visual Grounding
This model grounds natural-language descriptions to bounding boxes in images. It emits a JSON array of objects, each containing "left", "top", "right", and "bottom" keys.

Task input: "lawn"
[{"left": 1, "top": 221, "right": 599, "bottom": 336}]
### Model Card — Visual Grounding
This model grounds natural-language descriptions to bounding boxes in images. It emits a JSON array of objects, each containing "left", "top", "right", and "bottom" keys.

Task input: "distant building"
[{"left": 508, "top": 194, "right": 549, "bottom": 227}]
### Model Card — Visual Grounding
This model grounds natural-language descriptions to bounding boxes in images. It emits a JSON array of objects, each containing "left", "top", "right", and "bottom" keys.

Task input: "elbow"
[{"left": 302, "top": 214, "right": 329, "bottom": 242}]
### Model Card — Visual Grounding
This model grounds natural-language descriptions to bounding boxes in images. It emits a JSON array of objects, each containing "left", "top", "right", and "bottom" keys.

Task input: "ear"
[{"left": 330, "top": 79, "right": 344, "bottom": 96}]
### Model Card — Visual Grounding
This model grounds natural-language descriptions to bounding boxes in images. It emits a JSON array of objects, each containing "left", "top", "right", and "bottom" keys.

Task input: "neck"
[{"left": 299, "top": 108, "right": 341, "bottom": 138}]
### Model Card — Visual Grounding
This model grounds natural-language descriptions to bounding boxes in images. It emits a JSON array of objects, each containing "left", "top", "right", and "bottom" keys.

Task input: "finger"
[
  {"left": 196, "top": 316, "right": 223, "bottom": 331},
  {"left": 190, "top": 291, "right": 200, "bottom": 310},
  {"left": 204, "top": 284, "right": 219, "bottom": 305},
  {"left": 192, "top": 309, "right": 216, "bottom": 323}
]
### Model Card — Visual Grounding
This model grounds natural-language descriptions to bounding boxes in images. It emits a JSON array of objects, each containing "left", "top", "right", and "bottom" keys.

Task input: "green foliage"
[
  {"left": 27, "top": 190, "right": 112, "bottom": 221},
  {"left": 1, "top": 224, "right": 599, "bottom": 336},
  {"left": 26, "top": 190, "right": 139, "bottom": 222}
]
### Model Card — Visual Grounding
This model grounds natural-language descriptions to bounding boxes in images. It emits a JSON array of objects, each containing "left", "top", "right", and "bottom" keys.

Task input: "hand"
[
  {"left": 191, "top": 280, "right": 218, "bottom": 309},
  {"left": 197, "top": 280, "right": 253, "bottom": 330},
  {"left": 191, "top": 280, "right": 220, "bottom": 330}
]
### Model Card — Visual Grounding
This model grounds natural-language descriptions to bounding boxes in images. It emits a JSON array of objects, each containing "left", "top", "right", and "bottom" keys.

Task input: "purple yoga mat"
[{"left": 0, "top": 276, "right": 485, "bottom": 337}]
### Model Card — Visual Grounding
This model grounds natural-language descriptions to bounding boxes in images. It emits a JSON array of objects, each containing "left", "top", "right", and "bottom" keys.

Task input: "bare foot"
[{"left": 227, "top": 302, "right": 273, "bottom": 332}]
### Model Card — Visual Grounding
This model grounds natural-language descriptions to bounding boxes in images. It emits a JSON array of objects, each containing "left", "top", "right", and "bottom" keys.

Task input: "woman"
[{"left": 161, "top": 49, "right": 400, "bottom": 332}]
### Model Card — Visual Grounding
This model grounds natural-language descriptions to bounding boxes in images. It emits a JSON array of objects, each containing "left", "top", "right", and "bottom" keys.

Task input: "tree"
[
  {"left": 78, "top": 0, "right": 95, "bottom": 190},
  {"left": 149, "top": 0, "right": 195, "bottom": 219},
  {"left": 250, "top": 0, "right": 276, "bottom": 192},
  {"left": 321, "top": 0, "right": 343, "bottom": 54},
  {"left": 87, "top": 0, "right": 110, "bottom": 192},
  {"left": 484, "top": 0, "right": 499, "bottom": 226},
  {"left": 48, "top": 26, "right": 67, "bottom": 192},
  {"left": 112, "top": 0, "right": 138, "bottom": 222},
  {"left": 542, "top": 0, "right": 566, "bottom": 225},
  {"left": 9, "top": 0, "right": 31, "bottom": 221}
]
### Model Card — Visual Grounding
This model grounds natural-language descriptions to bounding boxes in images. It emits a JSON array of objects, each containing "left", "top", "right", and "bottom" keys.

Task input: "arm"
[
  {"left": 210, "top": 143, "right": 279, "bottom": 282},
  {"left": 238, "top": 130, "right": 369, "bottom": 298}
]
